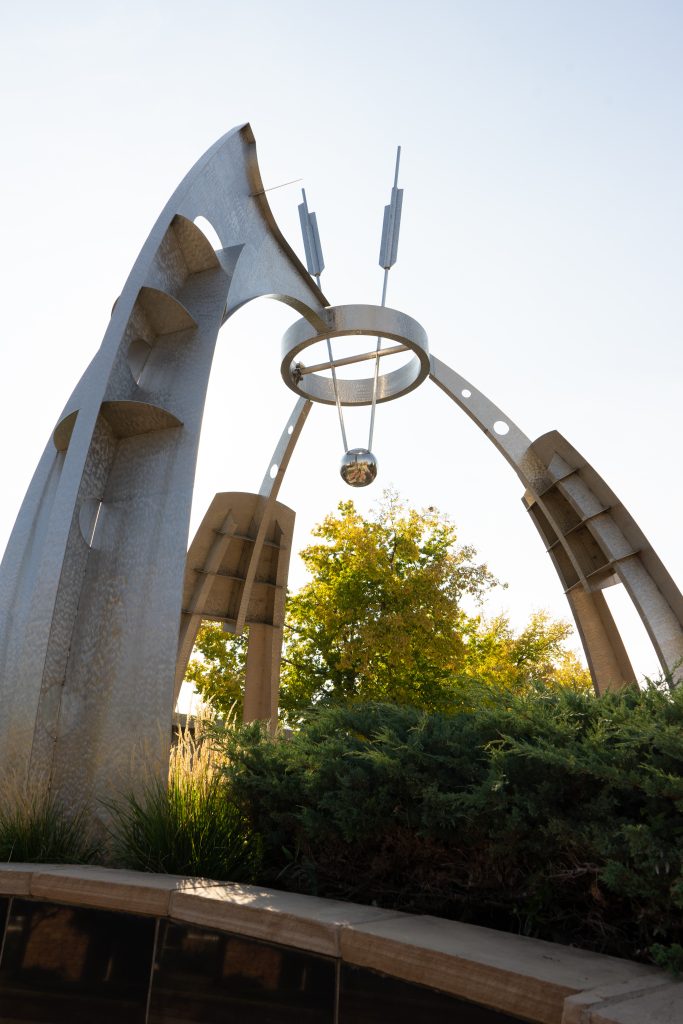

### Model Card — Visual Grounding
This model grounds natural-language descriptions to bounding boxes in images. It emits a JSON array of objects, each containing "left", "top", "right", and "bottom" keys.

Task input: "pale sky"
[{"left": 1, "top": 1, "right": 681, "bottom": 684}]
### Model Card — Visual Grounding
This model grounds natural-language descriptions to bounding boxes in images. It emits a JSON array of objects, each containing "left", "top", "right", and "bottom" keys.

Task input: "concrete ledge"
[
  {"left": 0, "top": 864, "right": 35, "bottom": 896},
  {"left": 562, "top": 975, "right": 675, "bottom": 1023},
  {"left": 170, "top": 880, "right": 403, "bottom": 957},
  {"left": 22, "top": 865, "right": 194, "bottom": 917},
  {"left": 0, "top": 865, "right": 678, "bottom": 1024},
  {"left": 339, "top": 913, "right": 656, "bottom": 1024},
  {"left": 572, "top": 980, "right": 683, "bottom": 1023}
]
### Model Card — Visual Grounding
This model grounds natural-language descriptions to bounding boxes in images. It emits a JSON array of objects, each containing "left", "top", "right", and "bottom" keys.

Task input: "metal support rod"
[
  {"left": 367, "top": 270, "right": 389, "bottom": 451},
  {"left": 368, "top": 146, "right": 402, "bottom": 452},
  {"left": 298, "top": 186, "right": 348, "bottom": 453},
  {"left": 317, "top": 274, "right": 348, "bottom": 452},
  {"left": 298, "top": 343, "right": 409, "bottom": 376}
]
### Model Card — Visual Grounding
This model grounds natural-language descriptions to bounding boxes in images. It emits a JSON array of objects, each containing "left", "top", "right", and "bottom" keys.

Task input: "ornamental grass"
[{"left": 107, "top": 707, "right": 261, "bottom": 880}]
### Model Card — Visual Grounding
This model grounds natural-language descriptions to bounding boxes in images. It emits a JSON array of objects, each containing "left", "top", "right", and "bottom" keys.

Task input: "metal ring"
[{"left": 280, "top": 304, "right": 430, "bottom": 407}]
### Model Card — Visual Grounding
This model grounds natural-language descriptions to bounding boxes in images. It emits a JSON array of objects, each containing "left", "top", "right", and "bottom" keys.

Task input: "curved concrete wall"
[{"left": 0, "top": 865, "right": 677, "bottom": 1024}]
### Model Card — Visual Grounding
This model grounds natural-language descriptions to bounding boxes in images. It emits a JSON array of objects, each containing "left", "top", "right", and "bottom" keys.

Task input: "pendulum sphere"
[{"left": 340, "top": 448, "right": 378, "bottom": 487}]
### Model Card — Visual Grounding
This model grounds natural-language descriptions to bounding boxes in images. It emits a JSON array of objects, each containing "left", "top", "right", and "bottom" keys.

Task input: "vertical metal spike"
[
  {"left": 369, "top": 146, "right": 403, "bottom": 453},
  {"left": 298, "top": 188, "right": 347, "bottom": 451},
  {"left": 298, "top": 188, "right": 325, "bottom": 278},
  {"left": 378, "top": 147, "right": 403, "bottom": 270}
]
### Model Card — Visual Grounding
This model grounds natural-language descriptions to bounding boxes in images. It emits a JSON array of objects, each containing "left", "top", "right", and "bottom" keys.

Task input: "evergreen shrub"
[{"left": 219, "top": 680, "right": 683, "bottom": 963}]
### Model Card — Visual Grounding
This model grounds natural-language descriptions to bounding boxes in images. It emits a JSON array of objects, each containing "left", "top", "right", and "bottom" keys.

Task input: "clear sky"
[{"left": 1, "top": 1, "right": 681, "bottom": 682}]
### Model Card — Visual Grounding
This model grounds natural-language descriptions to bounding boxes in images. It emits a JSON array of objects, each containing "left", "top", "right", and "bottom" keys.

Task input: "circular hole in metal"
[
  {"left": 269, "top": 463, "right": 278, "bottom": 479},
  {"left": 461, "top": 389, "right": 472, "bottom": 398},
  {"left": 287, "top": 425, "right": 294, "bottom": 435},
  {"left": 493, "top": 420, "right": 510, "bottom": 435},
  {"left": 193, "top": 215, "right": 222, "bottom": 250}
]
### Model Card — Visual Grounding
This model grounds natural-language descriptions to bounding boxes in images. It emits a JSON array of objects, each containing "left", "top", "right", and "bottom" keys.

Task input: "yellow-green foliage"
[
  {"left": 186, "top": 631, "right": 248, "bottom": 719},
  {"left": 189, "top": 494, "right": 590, "bottom": 720}
]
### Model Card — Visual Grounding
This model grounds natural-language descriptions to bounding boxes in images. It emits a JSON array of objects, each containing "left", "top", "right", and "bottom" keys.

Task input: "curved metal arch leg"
[
  {"left": 430, "top": 355, "right": 683, "bottom": 692},
  {"left": 174, "top": 397, "right": 312, "bottom": 729},
  {"left": 0, "top": 125, "right": 327, "bottom": 813}
]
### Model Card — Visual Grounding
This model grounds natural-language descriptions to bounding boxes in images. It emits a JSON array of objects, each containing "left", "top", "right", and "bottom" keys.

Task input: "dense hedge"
[{"left": 219, "top": 681, "right": 683, "bottom": 965}]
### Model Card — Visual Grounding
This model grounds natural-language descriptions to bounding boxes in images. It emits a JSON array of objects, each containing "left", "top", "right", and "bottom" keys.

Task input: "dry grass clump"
[
  {"left": 168, "top": 704, "right": 224, "bottom": 787},
  {"left": 108, "top": 703, "right": 261, "bottom": 880}
]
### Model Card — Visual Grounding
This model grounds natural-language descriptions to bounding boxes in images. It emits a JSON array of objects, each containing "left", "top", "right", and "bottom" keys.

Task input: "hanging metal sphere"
[{"left": 340, "top": 448, "right": 378, "bottom": 487}]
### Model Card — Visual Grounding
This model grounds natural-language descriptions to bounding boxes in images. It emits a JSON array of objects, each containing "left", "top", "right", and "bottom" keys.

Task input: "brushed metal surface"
[
  {"left": 174, "top": 491, "right": 295, "bottom": 731},
  {"left": 429, "top": 357, "right": 683, "bottom": 692},
  {"left": 0, "top": 125, "right": 328, "bottom": 817},
  {"left": 281, "top": 304, "right": 429, "bottom": 406}
]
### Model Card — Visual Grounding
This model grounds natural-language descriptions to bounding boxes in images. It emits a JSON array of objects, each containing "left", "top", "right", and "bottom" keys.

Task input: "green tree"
[
  {"left": 185, "top": 493, "right": 591, "bottom": 719},
  {"left": 463, "top": 610, "right": 590, "bottom": 692},
  {"left": 280, "top": 494, "right": 589, "bottom": 717},
  {"left": 280, "top": 494, "right": 498, "bottom": 716},
  {"left": 185, "top": 625, "right": 247, "bottom": 718}
]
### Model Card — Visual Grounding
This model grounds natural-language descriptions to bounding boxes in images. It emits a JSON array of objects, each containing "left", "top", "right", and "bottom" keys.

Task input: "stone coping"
[{"left": 0, "top": 864, "right": 679, "bottom": 1023}]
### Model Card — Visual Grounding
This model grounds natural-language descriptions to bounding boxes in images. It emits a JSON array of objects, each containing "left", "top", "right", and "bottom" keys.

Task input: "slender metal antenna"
[
  {"left": 368, "top": 146, "right": 403, "bottom": 451},
  {"left": 251, "top": 176, "right": 303, "bottom": 197},
  {"left": 298, "top": 189, "right": 349, "bottom": 453}
]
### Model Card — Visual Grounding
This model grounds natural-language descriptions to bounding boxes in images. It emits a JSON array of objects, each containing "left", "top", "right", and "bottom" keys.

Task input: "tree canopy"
[
  {"left": 184, "top": 628, "right": 247, "bottom": 719},
  {"left": 186, "top": 493, "right": 590, "bottom": 720}
]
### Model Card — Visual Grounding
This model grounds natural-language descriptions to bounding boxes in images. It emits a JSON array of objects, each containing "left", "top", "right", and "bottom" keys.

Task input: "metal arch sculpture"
[
  {"left": 1, "top": 124, "right": 682, "bottom": 815},
  {"left": 278, "top": 308, "right": 683, "bottom": 693},
  {"left": 0, "top": 125, "right": 327, "bottom": 812},
  {"left": 427, "top": 360, "right": 683, "bottom": 691}
]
